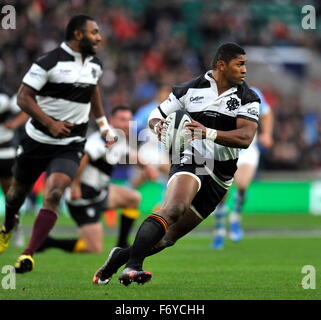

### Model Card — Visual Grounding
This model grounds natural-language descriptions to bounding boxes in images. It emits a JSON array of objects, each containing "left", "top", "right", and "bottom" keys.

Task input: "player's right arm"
[
  {"left": 18, "top": 60, "right": 74, "bottom": 138},
  {"left": 17, "top": 84, "right": 74, "bottom": 138},
  {"left": 148, "top": 92, "right": 184, "bottom": 140}
]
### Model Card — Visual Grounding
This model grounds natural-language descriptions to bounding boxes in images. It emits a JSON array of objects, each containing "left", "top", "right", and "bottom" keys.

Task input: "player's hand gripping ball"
[{"left": 161, "top": 110, "right": 192, "bottom": 154}]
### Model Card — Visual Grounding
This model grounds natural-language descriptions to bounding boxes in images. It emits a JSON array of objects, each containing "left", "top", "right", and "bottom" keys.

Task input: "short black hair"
[
  {"left": 109, "top": 106, "right": 133, "bottom": 117},
  {"left": 212, "top": 43, "right": 246, "bottom": 69},
  {"left": 65, "top": 14, "right": 94, "bottom": 41}
]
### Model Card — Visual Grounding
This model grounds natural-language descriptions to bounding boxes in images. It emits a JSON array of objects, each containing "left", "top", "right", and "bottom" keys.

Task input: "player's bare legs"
[
  {"left": 0, "top": 177, "right": 12, "bottom": 195},
  {"left": 0, "top": 179, "right": 33, "bottom": 254},
  {"left": 77, "top": 185, "right": 140, "bottom": 254},
  {"left": 3, "top": 179, "right": 33, "bottom": 233},
  {"left": 117, "top": 174, "right": 199, "bottom": 285},
  {"left": 93, "top": 207, "right": 202, "bottom": 285},
  {"left": 108, "top": 184, "right": 141, "bottom": 248},
  {"left": 24, "top": 172, "right": 71, "bottom": 251},
  {"left": 78, "top": 222, "right": 104, "bottom": 253},
  {"left": 1, "top": 177, "right": 25, "bottom": 248},
  {"left": 13, "top": 172, "right": 72, "bottom": 273}
]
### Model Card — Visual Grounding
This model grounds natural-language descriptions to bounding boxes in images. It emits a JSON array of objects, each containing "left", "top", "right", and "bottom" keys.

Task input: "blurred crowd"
[
  {"left": 0, "top": 0, "right": 321, "bottom": 170},
  {"left": 263, "top": 93, "right": 321, "bottom": 170}
]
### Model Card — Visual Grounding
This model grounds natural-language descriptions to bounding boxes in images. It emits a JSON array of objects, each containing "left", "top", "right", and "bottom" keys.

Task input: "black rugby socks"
[
  {"left": 116, "top": 214, "right": 135, "bottom": 248},
  {"left": 125, "top": 214, "right": 168, "bottom": 270},
  {"left": 36, "top": 236, "right": 80, "bottom": 253}
]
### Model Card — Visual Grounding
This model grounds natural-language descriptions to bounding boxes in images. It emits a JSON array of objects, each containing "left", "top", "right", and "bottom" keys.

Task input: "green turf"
[
  {"left": 1, "top": 234, "right": 321, "bottom": 300},
  {"left": 16, "top": 211, "right": 321, "bottom": 230}
]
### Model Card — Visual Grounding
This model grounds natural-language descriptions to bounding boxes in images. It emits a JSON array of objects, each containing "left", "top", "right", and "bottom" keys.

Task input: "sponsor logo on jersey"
[
  {"left": 190, "top": 96, "right": 204, "bottom": 102},
  {"left": 29, "top": 71, "right": 42, "bottom": 78},
  {"left": 59, "top": 69, "right": 72, "bottom": 74},
  {"left": 247, "top": 107, "right": 259, "bottom": 116}
]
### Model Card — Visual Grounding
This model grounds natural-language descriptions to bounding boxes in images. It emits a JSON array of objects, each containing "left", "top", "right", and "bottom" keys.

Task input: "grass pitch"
[{"left": 1, "top": 213, "right": 321, "bottom": 300}]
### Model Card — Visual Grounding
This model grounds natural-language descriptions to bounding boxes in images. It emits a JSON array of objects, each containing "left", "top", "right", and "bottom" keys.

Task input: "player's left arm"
[
  {"left": 258, "top": 110, "right": 273, "bottom": 148},
  {"left": 185, "top": 118, "right": 258, "bottom": 149},
  {"left": 90, "top": 85, "right": 116, "bottom": 144},
  {"left": 185, "top": 99, "right": 260, "bottom": 148}
]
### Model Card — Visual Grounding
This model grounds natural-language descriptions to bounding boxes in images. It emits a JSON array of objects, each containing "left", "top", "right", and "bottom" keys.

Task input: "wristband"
[
  {"left": 96, "top": 116, "right": 111, "bottom": 133},
  {"left": 206, "top": 128, "right": 217, "bottom": 141},
  {"left": 96, "top": 116, "right": 116, "bottom": 141}
]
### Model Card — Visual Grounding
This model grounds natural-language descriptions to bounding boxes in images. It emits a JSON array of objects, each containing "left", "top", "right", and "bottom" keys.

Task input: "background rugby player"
[{"left": 0, "top": 15, "right": 114, "bottom": 273}]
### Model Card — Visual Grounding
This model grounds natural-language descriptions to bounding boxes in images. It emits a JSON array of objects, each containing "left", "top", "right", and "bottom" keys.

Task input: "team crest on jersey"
[{"left": 226, "top": 97, "right": 239, "bottom": 111}]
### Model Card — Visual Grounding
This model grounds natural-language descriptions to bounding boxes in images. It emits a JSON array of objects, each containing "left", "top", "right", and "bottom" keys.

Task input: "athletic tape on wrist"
[
  {"left": 96, "top": 116, "right": 110, "bottom": 133},
  {"left": 96, "top": 116, "right": 116, "bottom": 140},
  {"left": 206, "top": 128, "right": 217, "bottom": 141}
]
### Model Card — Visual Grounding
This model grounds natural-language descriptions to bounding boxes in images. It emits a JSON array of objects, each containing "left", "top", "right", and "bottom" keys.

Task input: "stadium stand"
[{"left": 0, "top": 0, "right": 320, "bottom": 170}]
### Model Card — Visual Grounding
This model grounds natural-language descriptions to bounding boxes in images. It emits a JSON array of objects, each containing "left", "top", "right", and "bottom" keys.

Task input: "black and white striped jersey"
[
  {"left": 22, "top": 42, "right": 103, "bottom": 145},
  {"left": 0, "top": 93, "right": 21, "bottom": 159},
  {"left": 157, "top": 70, "right": 260, "bottom": 187},
  {"left": 65, "top": 130, "right": 128, "bottom": 206}
]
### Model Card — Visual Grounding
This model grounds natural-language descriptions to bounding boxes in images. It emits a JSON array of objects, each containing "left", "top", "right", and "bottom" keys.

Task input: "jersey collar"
[
  {"left": 61, "top": 42, "right": 82, "bottom": 58},
  {"left": 205, "top": 70, "right": 238, "bottom": 98},
  {"left": 60, "top": 42, "right": 94, "bottom": 62}
]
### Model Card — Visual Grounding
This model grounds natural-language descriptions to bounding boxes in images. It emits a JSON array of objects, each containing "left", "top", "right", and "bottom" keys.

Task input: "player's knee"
[
  {"left": 162, "top": 238, "right": 175, "bottom": 248},
  {"left": 6, "top": 185, "right": 28, "bottom": 207},
  {"left": 161, "top": 202, "right": 188, "bottom": 223},
  {"left": 45, "top": 187, "right": 64, "bottom": 207},
  {"left": 153, "top": 238, "right": 176, "bottom": 253}
]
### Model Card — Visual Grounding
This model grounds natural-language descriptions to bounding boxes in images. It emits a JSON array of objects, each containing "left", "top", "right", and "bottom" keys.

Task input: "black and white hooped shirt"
[
  {"left": 22, "top": 42, "right": 103, "bottom": 145},
  {"left": 157, "top": 70, "right": 260, "bottom": 188},
  {"left": 0, "top": 93, "right": 21, "bottom": 159},
  {"left": 65, "top": 130, "right": 128, "bottom": 206}
]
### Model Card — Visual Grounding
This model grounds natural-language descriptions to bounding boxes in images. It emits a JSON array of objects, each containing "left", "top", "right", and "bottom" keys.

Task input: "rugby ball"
[{"left": 162, "top": 110, "right": 192, "bottom": 154}]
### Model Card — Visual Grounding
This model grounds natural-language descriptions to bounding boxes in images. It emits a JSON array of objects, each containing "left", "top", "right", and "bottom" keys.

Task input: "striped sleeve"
[
  {"left": 0, "top": 93, "right": 10, "bottom": 113},
  {"left": 158, "top": 92, "right": 184, "bottom": 118}
]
